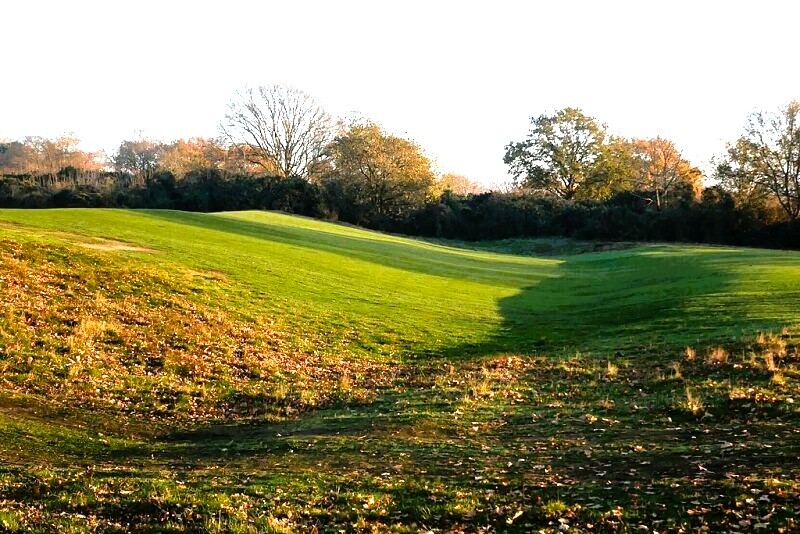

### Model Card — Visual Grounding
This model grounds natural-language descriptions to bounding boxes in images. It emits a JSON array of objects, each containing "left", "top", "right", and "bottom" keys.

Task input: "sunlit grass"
[{"left": 0, "top": 208, "right": 799, "bottom": 531}]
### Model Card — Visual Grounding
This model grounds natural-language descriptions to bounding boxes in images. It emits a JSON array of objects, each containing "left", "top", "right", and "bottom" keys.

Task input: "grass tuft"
[
  {"left": 684, "top": 387, "right": 704, "bottom": 415},
  {"left": 706, "top": 346, "right": 728, "bottom": 365},
  {"left": 605, "top": 361, "right": 619, "bottom": 380}
]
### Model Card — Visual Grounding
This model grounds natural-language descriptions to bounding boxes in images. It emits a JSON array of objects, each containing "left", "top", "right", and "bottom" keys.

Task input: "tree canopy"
[
  {"left": 716, "top": 101, "right": 800, "bottom": 220},
  {"left": 504, "top": 108, "right": 606, "bottom": 200},
  {"left": 112, "top": 138, "right": 163, "bottom": 180},
  {"left": 324, "top": 123, "right": 436, "bottom": 224},
  {"left": 627, "top": 137, "right": 702, "bottom": 209}
]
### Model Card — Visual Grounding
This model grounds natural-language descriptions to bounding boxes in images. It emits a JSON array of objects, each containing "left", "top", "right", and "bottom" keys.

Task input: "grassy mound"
[
  {"left": 0, "top": 209, "right": 798, "bottom": 532},
  {"left": 0, "top": 239, "right": 391, "bottom": 423}
]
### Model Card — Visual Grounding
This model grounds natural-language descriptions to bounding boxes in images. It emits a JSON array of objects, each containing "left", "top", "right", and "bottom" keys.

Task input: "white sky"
[{"left": 2, "top": 0, "right": 799, "bottom": 187}]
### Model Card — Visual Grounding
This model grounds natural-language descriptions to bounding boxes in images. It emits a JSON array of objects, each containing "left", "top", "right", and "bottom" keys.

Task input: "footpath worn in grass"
[{"left": 0, "top": 208, "right": 799, "bottom": 532}]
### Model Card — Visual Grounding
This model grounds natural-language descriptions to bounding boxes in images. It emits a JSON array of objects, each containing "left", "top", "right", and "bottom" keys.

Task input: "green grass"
[{"left": 0, "top": 208, "right": 799, "bottom": 532}]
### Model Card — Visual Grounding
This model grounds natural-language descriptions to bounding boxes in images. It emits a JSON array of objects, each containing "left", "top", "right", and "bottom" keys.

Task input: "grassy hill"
[{"left": 0, "top": 209, "right": 798, "bottom": 532}]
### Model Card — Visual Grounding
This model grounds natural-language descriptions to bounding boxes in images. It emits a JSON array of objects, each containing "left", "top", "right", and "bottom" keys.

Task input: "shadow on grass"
[
  {"left": 141, "top": 210, "right": 786, "bottom": 358},
  {"left": 437, "top": 246, "right": 765, "bottom": 359}
]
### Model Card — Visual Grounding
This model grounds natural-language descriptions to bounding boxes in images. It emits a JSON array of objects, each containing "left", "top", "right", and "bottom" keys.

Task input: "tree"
[
  {"left": 223, "top": 84, "right": 332, "bottom": 179},
  {"left": 717, "top": 101, "right": 800, "bottom": 220},
  {"left": 714, "top": 138, "right": 772, "bottom": 210},
  {"left": 0, "top": 136, "right": 101, "bottom": 176},
  {"left": 0, "top": 141, "right": 34, "bottom": 174},
  {"left": 160, "top": 138, "right": 227, "bottom": 177},
  {"left": 325, "top": 123, "right": 436, "bottom": 223},
  {"left": 436, "top": 173, "right": 485, "bottom": 195},
  {"left": 112, "top": 138, "right": 164, "bottom": 182},
  {"left": 504, "top": 108, "right": 607, "bottom": 199},
  {"left": 588, "top": 136, "right": 641, "bottom": 200},
  {"left": 628, "top": 137, "right": 702, "bottom": 209}
]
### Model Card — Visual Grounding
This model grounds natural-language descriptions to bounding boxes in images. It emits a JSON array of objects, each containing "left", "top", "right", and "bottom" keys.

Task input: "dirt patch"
[
  {"left": 79, "top": 241, "right": 154, "bottom": 253},
  {"left": 185, "top": 269, "right": 227, "bottom": 281}
]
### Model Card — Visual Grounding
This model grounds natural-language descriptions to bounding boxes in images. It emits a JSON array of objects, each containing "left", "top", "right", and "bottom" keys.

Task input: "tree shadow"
[
  {"left": 126, "top": 211, "right": 800, "bottom": 361},
  {"left": 438, "top": 244, "right": 799, "bottom": 359},
  {"left": 136, "top": 210, "right": 799, "bottom": 358}
]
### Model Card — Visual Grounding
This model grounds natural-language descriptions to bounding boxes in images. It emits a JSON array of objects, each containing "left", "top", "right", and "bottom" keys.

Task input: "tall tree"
[
  {"left": 717, "top": 101, "right": 800, "bottom": 220},
  {"left": 0, "top": 141, "right": 35, "bottom": 174},
  {"left": 588, "top": 136, "right": 640, "bottom": 200},
  {"left": 504, "top": 108, "right": 606, "bottom": 199},
  {"left": 223, "top": 85, "right": 332, "bottom": 179},
  {"left": 112, "top": 138, "right": 164, "bottom": 181},
  {"left": 629, "top": 137, "right": 702, "bottom": 209},
  {"left": 325, "top": 123, "right": 436, "bottom": 222},
  {"left": 714, "top": 138, "right": 772, "bottom": 210}
]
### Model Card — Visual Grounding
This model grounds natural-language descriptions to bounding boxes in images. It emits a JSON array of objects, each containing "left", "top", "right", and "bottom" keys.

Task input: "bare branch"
[{"left": 222, "top": 85, "right": 332, "bottom": 179}]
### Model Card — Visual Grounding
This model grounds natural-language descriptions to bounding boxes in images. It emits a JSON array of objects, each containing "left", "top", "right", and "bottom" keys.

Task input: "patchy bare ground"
[{"left": 77, "top": 240, "right": 154, "bottom": 253}]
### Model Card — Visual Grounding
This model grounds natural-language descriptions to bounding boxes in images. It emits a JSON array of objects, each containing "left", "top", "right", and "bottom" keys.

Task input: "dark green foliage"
[
  {"left": 2, "top": 168, "right": 800, "bottom": 249},
  {"left": 402, "top": 189, "right": 800, "bottom": 249}
]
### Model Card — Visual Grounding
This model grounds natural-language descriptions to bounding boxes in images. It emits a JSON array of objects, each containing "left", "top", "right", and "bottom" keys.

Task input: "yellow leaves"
[
  {"left": 630, "top": 137, "right": 703, "bottom": 195},
  {"left": 327, "top": 122, "right": 436, "bottom": 215},
  {"left": 506, "top": 509, "right": 524, "bottom": 525},
  {"left": 435, "top": 173, "right": 485, "bottom": 196}
]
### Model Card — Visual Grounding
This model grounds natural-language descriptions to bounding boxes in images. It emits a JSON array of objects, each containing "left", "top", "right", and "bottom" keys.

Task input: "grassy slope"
[
  {"left": 3, "top": 209, "right": 798, "bottom": 353},
  {"left": 0, "top": 209, "right": 799, "bottom": 532}
]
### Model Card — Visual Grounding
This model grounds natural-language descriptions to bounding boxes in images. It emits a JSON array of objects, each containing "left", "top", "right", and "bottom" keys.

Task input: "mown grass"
[{"left": 0, "top": 209, "right": 799, "bottom": 532}]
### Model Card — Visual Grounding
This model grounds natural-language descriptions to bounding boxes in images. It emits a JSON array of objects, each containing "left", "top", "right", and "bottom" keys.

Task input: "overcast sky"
[{"left": 2, "top": 0, "right": 799, "bottom": 186}]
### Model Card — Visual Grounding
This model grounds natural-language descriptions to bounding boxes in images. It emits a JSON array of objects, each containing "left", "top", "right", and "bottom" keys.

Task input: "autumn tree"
[
  {"left": 716, "top": 101, "right": 800, "bottom": 220},
  {"left": 436, "top": 173, "right": 484, "bottom": 195},
  {"left": 504, "top": 108, "right": 607, "bottom": 199},
  {"left": 223, "top": 85, "right": 332, "bottom": 179},
  {"left": 628, "top": 137, "right": 702, "bottom": 209},
  {"left": 325, "top": 123, "right": 436, "bottom": 223},
  {"left": 0, "top": 141, "right": 34, "bottom": 174},
  {"left": 160, "top": 138, "right": 227, "bottom": 177},
  {"left": 0, "top": 136, "right": 101, "bottom": 175},
  {"left": 112, "top": 138, "right": 164, "bottom": 181}
]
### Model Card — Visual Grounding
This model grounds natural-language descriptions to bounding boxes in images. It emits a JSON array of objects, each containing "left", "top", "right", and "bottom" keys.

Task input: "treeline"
[
  {"left": 2, "top": 85, "right": 799, "bottom": 249},
  {"left": 405, "top": 186, "right": 797, "bottom": 248},
  {"left": 2, "top": 166, "right": 797, "bottom": 249}
]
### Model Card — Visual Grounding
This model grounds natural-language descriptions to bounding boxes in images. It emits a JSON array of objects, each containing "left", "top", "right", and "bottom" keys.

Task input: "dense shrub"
[{"left": 2, "top": 168, "right": 799, "bottom": 250}]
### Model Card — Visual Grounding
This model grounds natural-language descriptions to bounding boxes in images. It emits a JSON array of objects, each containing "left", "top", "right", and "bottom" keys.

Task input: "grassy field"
[{"left": 0, "top": 208, "right": 799, "bottom": 532}]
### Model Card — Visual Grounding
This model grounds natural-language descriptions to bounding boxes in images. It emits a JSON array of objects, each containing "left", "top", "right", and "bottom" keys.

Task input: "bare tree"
[
  {"left": 740, "top": 101, "right": 800, "bottom": 220},
  {"left": 223, "top": 85, "right": 332, "bottom": 179}
]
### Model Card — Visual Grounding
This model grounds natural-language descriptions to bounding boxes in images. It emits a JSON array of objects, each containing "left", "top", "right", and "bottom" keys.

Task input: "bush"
[{"left": 3, "top": 168, "right": 800, "bottom": 250}]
